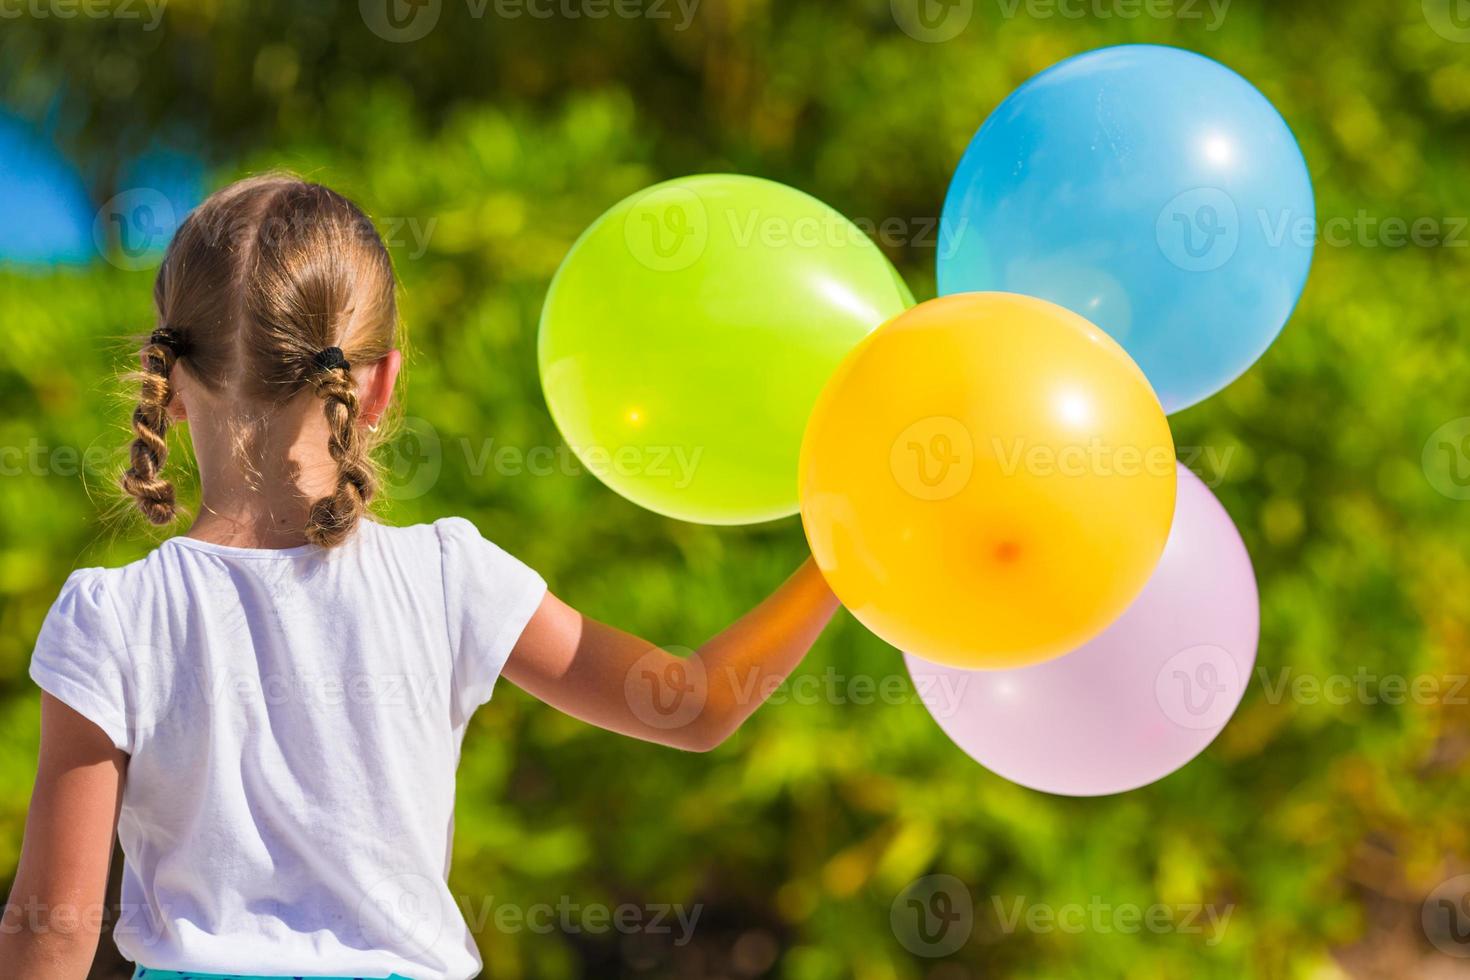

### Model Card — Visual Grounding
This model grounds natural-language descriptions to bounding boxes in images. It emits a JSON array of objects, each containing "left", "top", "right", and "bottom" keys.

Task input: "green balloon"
[{"left": 539, "top": 175, "right": 913, "bottom": 524}]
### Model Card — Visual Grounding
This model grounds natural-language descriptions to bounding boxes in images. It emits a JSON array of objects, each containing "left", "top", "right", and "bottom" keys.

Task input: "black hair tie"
[
  {"left": 149, "top": 327, "right": 190, "bottom": 359},
  {"left": 313, "top": 346, "right": 351, "bottom": 373}
]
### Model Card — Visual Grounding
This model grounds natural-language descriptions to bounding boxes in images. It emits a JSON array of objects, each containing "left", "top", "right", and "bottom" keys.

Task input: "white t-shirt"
[{"left": 28, "top": 517, "right": 547, "bottom": 980}]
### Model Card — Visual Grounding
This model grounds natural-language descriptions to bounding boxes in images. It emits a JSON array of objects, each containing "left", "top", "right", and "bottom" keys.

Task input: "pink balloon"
[{"left": 905, "top": 465, "right": 1258, "bottom": 796}]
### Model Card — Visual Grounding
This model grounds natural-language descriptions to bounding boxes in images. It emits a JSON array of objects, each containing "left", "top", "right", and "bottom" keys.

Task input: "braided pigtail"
[
  {"left": 120, "top": 328, "right": 188, "bottom": 524},
  {"left": 304, "top": 347, "right": 376, "bottom": 547}
]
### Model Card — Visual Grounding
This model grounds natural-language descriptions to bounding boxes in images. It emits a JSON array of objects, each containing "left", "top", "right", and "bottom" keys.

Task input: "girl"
[{"left": 1, "top": 175, "right": 839, "bottom": 980}]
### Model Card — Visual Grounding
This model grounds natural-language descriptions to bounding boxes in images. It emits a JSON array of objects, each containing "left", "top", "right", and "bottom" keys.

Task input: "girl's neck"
[
  {"left": 184, "top": 409, "right": 344, "bottom": 550},
  {"left": 186, "top": 504, "right": 316, "bottom": 550}
]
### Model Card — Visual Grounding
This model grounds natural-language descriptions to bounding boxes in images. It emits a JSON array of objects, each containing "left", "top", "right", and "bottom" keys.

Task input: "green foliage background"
[{"left": 2, "top": 1, "right": 1469, "bottom": 977}]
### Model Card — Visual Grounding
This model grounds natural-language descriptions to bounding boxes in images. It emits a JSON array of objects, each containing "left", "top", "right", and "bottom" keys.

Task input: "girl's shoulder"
[
  {"left": 46, "top": 546, "right": 161, "bottom": 615},
  {"left": 42, "top": 516, "right": 534, "bottom": 615}
]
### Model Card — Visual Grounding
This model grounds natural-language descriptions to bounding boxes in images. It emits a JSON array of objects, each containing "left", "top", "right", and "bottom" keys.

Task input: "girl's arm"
[
  {"left": 503, "top": 558, "right": 839, "bottom": 752},
  {"left": 1, "top": 694, "right": 125, "bottom": 979}
]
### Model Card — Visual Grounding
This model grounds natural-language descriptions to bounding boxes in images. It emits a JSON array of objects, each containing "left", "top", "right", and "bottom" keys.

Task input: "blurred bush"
[{"left": 2, "top": 1, "right": 1468, "bottom": 977}]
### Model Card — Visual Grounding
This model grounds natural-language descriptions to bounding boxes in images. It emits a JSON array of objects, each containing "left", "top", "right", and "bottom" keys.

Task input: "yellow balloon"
[{"left": 799, "top": 292, "right": 1177, "bottom": 669}]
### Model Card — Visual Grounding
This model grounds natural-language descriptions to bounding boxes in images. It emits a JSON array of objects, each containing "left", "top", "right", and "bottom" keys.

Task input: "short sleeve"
[
  {"left": 436, "top": 517, "right": 547, "bottom": 722},
  {"left": 29, "top": 569, "right": 132, "bottom": 752}
]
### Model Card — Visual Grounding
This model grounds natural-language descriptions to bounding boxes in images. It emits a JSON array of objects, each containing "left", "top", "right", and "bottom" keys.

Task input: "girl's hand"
[
  {"left": 503, "top": 558, "right": 839, "bottom": 751},
  {"left": 1, "top": 694, "right": 125, "bottom": 979}
]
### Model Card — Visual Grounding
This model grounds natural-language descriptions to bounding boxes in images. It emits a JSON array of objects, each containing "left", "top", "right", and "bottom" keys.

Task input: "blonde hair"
[{"left": 119, "top": 174, "right": 400, "bottom": 548}]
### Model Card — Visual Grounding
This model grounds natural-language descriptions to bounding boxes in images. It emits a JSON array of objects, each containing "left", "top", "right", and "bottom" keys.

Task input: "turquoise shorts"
[{"left": 134, "top": 970, "right": 412, "bottom": 980}]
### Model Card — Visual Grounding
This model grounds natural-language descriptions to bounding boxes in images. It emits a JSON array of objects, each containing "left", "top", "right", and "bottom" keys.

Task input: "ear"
[
  {"left": 143, "top": 352, "right": 189, "bottom": 422},
  {"left": 358, "top": 349, "right": 402, "bottom": 429}
]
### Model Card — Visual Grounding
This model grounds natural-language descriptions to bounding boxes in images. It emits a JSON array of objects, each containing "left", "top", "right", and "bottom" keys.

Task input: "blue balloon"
[{"left": 938, "top": 45, "right": 1314, "bottom": 413}]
